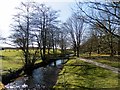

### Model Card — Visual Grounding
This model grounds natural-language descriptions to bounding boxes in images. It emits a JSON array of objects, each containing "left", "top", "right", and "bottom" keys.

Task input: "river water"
[{"left": 5, "top": 59, "right": 65, "bottom": 89}]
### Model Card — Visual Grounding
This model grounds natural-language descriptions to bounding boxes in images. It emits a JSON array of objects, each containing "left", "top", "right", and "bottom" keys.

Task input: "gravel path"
[{"left": 79, "top": 58, "right": 120, "bottom": 74}]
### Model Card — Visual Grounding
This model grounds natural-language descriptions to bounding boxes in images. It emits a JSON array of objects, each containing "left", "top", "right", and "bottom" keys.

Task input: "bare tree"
[
  {"left": 76, "top": 1, "right": 120, "bottom": 56},
  {"left": 63, "top": 13, "right": 84, "bottom": 57},
  {"left": 10, "top": 2, "right": 39, "bottom": 68},
  {"left": 31, "top": 3, "right": 60, "bottom": 61},
  {"left": 59, "top": 26, "right": 69, "bottom": 54}
]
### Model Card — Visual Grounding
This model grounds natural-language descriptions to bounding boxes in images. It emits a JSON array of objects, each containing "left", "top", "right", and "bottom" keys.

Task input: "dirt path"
[{"left": 79, "top": 58, "right": 120, "bottom": 74}]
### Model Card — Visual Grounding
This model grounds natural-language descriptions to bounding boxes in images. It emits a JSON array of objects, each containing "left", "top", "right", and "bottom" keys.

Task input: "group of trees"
[
  {"left": 8, "top": 1, "right": 120, "bottom": 67},
  {"left": 9, "top": 2, "right": 69, "bottom": 67},
  {"left": 61, "top": 13, "right": 85, "bottom": 57},
  {"left": 76, "top": 1, "right": 120, "bottom": 56},
  {"left": 61, "top": 1, "right": 120, "bottom": 57}
]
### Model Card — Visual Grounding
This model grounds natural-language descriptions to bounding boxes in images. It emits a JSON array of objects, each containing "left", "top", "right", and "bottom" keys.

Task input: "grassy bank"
[
  {"left": 0, "top": 49, "right": 71, "bottom": 75},
  {"left": 54, "top": 57, "right": 120, "bottom": 89}
]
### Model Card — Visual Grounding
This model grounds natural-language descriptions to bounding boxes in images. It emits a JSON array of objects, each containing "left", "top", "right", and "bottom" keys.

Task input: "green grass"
[
  {"left": 94, "top": 59, "right": 120, "bottom": 68},
  {"left": 0, "top": 49, "right": 40, "bottom": 73},
  {"left": 0, "top": 49, "right": 24, "bottom": 75},
  {"left": 54, "top": 58, "right": 120, "bottom": 89},
  {"left": 81, "top": 54, "right": 120, "bottom": 68},
  {"left": 0, "top": 49, "right": 63, "bottom": 75}
]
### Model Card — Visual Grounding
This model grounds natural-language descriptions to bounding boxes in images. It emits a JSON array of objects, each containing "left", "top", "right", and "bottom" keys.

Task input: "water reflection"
[
  {"left": 5, "top": 59, "right": 65, "bottom": 89},
  {"left": 50, "top": 59, "right": 64, "bottom": 66},
  {"left": 5, "top": 77, "right": 28, "bottom": 89}
]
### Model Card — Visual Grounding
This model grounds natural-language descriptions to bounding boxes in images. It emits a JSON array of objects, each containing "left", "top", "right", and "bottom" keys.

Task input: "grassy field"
[
  {"left": 54, "top": 57, "right": 120, "bottom": 89},
  {"left": 1, "top": 50, "right": 120, "bottom": 89},
  {"left": 0, "top": 49, "right": 68, "bottom": 75},
  {"left": 0, "top": 49, "right": 23, "bottom": 75},
  {"left": 0, "top": 49, "right": 43, "bottom": 75},
  {"left": 81, "top": 54, "right": 120, "bottom": 68}
]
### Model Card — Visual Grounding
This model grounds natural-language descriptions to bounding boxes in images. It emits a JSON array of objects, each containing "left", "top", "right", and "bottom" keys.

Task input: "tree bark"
[
  {"left": 76, "top": 46, "right": 80, "bottom": 57},
  {"left": 118, "top": 38, "right": 120, "bottom": 55},
  {"left": 73, "top": 43, "right": 77, "bottom": 56}
]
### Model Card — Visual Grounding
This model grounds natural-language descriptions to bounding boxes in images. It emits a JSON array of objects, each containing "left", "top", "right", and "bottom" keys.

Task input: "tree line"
[
  {"left": 61, "top": 1, "right": 120, "bottom": 57},
  {"left": 8, "top": 1, "right": 70, "bottom": 67},
  {"left": 76, "top": 1, "right": 120, "bottom": 56},
  {"left": 4, "top": 1, "right": 119, "bottom": 67}
]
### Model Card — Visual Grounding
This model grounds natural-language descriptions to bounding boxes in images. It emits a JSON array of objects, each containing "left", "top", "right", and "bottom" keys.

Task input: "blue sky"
[
  {"left": 0, "top": 0, "right": 79, "bottom": 47},
  {"left": 0, "top": 0, "right": 77, "bottom": 38},
  {"left": 0, "top": 0, "right": 106, "bottom": 38},
  {"left": 0, "top": 0, "right": 107, "bottom": 47}
]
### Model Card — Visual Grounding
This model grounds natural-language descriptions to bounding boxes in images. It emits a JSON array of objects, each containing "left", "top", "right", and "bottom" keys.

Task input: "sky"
[
  {"left": 0, "top": 0, "right": 79, "bottom": 38},
  {"left": 0, "top": 0, "right": 79, "bottom": 47},
  {"left": 0, "top": 0, "right": 109, "bottom": 47}
]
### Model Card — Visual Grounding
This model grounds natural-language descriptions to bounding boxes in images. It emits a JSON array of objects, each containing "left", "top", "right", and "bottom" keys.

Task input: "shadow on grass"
[
  {"left": 56, "top": 82, "right": 120, "bottom": 90},
  {"left": 83, "top": 55, "right": 120, "bottom": 62},
  {"left": 55, "top": 60, "right": 120, "bottom": 89}
]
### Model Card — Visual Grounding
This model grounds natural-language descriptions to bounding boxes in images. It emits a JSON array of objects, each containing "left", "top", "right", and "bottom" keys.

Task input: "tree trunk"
[
  {"left": 73, "top": 43, "right": 76, "bottom": 56},
  {"left": 110, "top": 46, "right": 114, "bottom": 57},
  {"left": 61, "top": 44, "right": 64, "bottom": 54},
  {"left": 109, "top": 39, "right": 114, "bottom": 57},
  {"left": 48, "top": 47, "right": 50, "bottom": 54},
  {"left": 118, "top": 38, "right": 120, "bottom": 55},
  {"left": 55, "top": 43, "right": 57, "bottom": 53},
  {"left": 97, "top": 45, "right": 100, "bottom": 54},
  {"left": 89, "top": 42, "right": 92, "bottom": 57},
  {"left": 52, "top": 42, "right": 55, "bottom": 54},
  {"left": 76, "top": 46, "right": 80, "bottom": 57},
  {"left": 110, "top": 34, "right": 114, "bottom": 57},
  {"left": 42, "top": 34, "right": 46, "bottom": 61},
  {"left": 53, "top": 61, "right": 56, "bottom": 67}
]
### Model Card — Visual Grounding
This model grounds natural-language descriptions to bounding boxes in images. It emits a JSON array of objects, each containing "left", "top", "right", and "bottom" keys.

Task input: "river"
[{"left": 5, "top": 59, "right": 66, "bottom": 89}]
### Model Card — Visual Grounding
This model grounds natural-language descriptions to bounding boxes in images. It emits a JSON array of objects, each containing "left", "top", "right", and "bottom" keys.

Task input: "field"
[
  {"left": 0, "top": 48, "right": 67, "bottom": 75},
  {"left": 81, "top": 53, "right": 120, "bottom": 68},
  {"left": 54, "top": 57, "right": 120, "bottom": 89},
  {"left": 1, "top": 49, "right": 120, "bottom": 89},
  {"left": 0, "top": 49, "right": 43, "bottom": 75},
  {"left": 0, "top": 49, "right": 23, "bottom": 75}
]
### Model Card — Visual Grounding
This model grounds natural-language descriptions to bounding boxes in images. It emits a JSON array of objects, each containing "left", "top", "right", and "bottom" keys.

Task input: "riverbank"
[
  {"left": 54, "top": 57, "right": 120, "bottom": 89},
  {"left": 4, "top": 59, "right": 67, "bottom": 89},
  {"left": 0, "top": 49, "right": 71, "bottom": 75},
  {"left": 1, "top": 56, "right": 69, "bottom": 85}
]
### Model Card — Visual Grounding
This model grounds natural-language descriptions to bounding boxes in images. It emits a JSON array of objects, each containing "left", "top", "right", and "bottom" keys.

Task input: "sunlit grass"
[
  {"left": 0, "top": 49, "right": 35, "bottom": 75},
  {"left": 81, "top": 53, "right": 120, "bottom": 68},
  {"left": 0, "top": 49, "right": 23, "bottom": 75},
  {"left": 2, "top": 60, "right": 23, "bottom": 70},
  {"left": 54, "top": 58, "right": 120, "bottom": 89},
  {"left": 94, "top": 59, "right": 120, "bottom": 68},
  {"left": 80, "top": 53, "right": 110, "bottom": 57},
  {"left": 0, "top": 49, "right": 63, "bottom": 75},
  {"left": 0, "top": 49, "right": 22, "bottom": 57}
]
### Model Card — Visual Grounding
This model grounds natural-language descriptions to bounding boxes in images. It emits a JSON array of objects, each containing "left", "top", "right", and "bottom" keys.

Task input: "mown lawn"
[{"left": 54, "top": 58, "right": 120, "bottom": 89}]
